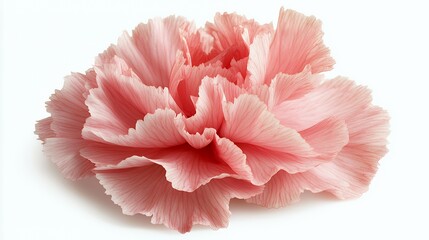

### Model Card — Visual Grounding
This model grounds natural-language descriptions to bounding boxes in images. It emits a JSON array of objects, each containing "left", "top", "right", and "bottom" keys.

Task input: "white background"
[{"left": 1, "top": 0, "right": 429, "bottom": 239}]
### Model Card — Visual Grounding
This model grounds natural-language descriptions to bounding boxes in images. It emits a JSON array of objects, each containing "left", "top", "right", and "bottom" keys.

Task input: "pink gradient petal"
[
  {"left": 273, "top": 77, "right": 372, "bottom": 131},
  {"left": 180, "top": 77, "right": 225, "bottom": 134},
  {"left": 265, "top": 8, "right": 335, "bottom": 82},
  {"left": 170, "top": 56, "right": 234, "bottom": 116},
  {"left": 44, "top": 138, "right": 95, "bottom": 180},
  {"left": 268, "top": 66, "right": 319, "bottom": 109},
  {"left": 80, "top": 143, "right": 145, "bottom": 166},
  {"left": 205, "top": 12, "right": 273, "bottom": 67},
  {"left": 35, "top": 117, "right": 54, "bottom": 142},
  {"left": 83, "top": 58, "right": 180, "bottom": 142},
  {"left": 246, "top": 33, "right": 271, "bottom": 86},
  {"left": 248, "top": 107, "right": 389, "bottom": 207},
  {"left": 46, "top": 72, "right": 94, "bottom": 138},
  {"left": 299, "top": 118, "right": 349, "bottom": 155},
  {"left": 113, "top": 16, "right": 192, "bottom": 87},
  {"left": 185, "top": 29, "right": 220, "bottom": 66},
  {"left": 246, "top": 170, "right": 324, "bottom": 207},
  {"left": 220, "top": 94, "right": 313, "bottom": 155},
  {"left": 96, "top": 164, "right": 263, "bottom": 233}
]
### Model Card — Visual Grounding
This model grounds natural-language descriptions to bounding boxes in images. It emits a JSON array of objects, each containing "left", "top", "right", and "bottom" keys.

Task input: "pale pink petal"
[
  {"left": 141, "top": 143, "right": 240, "bottom": 192},
  {"left": 180, "top": 77, "right": 225, "bottom": 134},
  {"left": 220, "top": 94, "right": 341, "bottom": 185},
  {"left": 82, "top": 58, "right": 180, "bottom": 142},
  {"left": 248, "top": 107, "right": 389, "bottom": 207},
  {"left": 44, "top": 138, "right": 95, "bottom": 180},
  {"left": 299, "top": 118, "right": 349, "bottom": 155},
  {"left": 46, "top": 72, "right": 93, "bottom": 138},
  {"left": 112, "top": 16, "right": 193, "bottom": 87},
  {"left": 174, "top": 118, "right": 216, "bottom": 149},
  {"left": 205, "top": 12, "right": 273, "bottom": 67},
  {"left": 35, "top": 117, "right": 54, "bottom": 142},
  {"left": 80, "top": 143, "right": 145, "bottom": 166},
  {"left": 268, "top": 66, "right": 320, "bottom": 109},
  {"left": 265, "top": 8, "right": 335, "bottom": 82},
  {"left": 185, "top": 29, "right": 220, "bottom": 66},
  {"left": 305, "top": 106, "right": 390, "bottom": 198},
  {"left": 229, "top": 57, "right": 248, "bottom": 85},
  {"left": 273, "top": 77, "right": 372, "bottom": 131},
  {"left": 96, "top": 164, "right": 263, "bottom": 233},
  {"left": 220, "top": 94, "right": 313, "bottom": 155},
  {"left": 246, "top": 33, "right": 271, "bottom": 86},
  {"left": 169, "top": 56, "right": 234, "bottom": 116},
  {"left": 246, "top": 170, "right": 326, "bottom": 207},
  {"left": 38, "top": 71, "right": 96, "bottom": 180}
]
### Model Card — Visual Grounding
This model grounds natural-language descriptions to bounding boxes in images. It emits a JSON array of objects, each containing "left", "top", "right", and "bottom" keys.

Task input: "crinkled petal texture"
[{"left": 35, "top": 8, "right": 389, "bottom": 233}]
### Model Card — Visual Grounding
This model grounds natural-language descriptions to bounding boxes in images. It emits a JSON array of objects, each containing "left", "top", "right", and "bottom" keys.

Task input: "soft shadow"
[{"left": 230, "top": 191, "right": 342, "bottom": 215}]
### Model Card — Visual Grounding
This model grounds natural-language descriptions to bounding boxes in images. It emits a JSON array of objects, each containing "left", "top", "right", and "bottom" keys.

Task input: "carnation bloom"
[{"left": 35, "top": 8, "right": 389, "bottom": 233}]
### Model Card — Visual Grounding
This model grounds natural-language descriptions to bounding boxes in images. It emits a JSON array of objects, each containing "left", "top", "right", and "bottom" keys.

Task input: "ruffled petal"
[
  {"left": 265, "top": 8, "right": 335, "bottom": 83},
  {"left": 248, "top": 106, "right": 389, "bottom": 207},
  {"left": 35, "top": 117, "right": 54, "bottom": 142},
  {"left": 96, "top": 164, "right": 263, "bottom": 233},
  {"left": 112, "top": 16, "right": 193, "bottom": 87},
  {"left": 83, "top": 58, "right": 180, "bottom": 142},
  {"left": 268, "top": 66, "right": 319, "bottom": 109},
  {"left": 44, "top": 138, "right": 95, "bottom": 180},
  {"left": 220, "top": 94, "right": 343, "bottom": 184},
  {"left": 246, "top": 33, "right": 271, "bottom": 86},
  {"left": 169, "top": 55, "right": 234, "bottom": 116},
  {"left": 46, "top": 72, "right": 94, "bottom": 138},
  {"left": 273, "top": 77, "right": 372, "bottom": 131},
  {"left": 205, "top": 12, "right": 273, "bottom": 67},
  {"left": 180, "top": 77, "right": 225, "bottom": 134},
  {"left": 220, "top": 94, "right": 312, "bottom": 155}
]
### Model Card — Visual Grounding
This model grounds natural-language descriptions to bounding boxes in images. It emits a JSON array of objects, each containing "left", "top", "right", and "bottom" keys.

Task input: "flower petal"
[
  {"left": 96, "top": 164, "right": 263, "bottom": 233},
  {"left": 82, "top": 58, "right": 180, "bottom": 142},
  {"left": 268, "top": 66, "right": 319, "bottom": 109},
  {"left": 220, "top": 94, "right": 313, "bottom": 155},
  {"left": 265, "top": 8, "right": 335, "bottom": 83},
  {"left": 113, "top": 16, "right": 193, "bottom": 87},
  {"left": 273, "top": 77, "right": 372, "bottom": 131},
  {"left": 35, "top": 117, "right": 54, "bottom": 142},
  {"left": 246, "top": 33, "right": 271, "bottom": 86},
  {"left": 205, "top": 12, "right": 273, "bottom": 67},
  {"left": 248, "top": 106, "right": 389, "bottom": 207},
  {"left": 180, "top": 77, "right": 225, "bottom": 134},
  {"left": 46, "top": 72, "right": 94, "bottom": 138},
  {"left": 44, "top": 138, "right": 95, "bottom": 180},
  {"left": 170, "top": 58, "right": 234, "bottom": 116}
]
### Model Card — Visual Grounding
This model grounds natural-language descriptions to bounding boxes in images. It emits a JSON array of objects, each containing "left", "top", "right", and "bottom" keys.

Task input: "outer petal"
[
  {"left": 44, "top": 138, "right": 95, "bottom": 180},
  {"left": 35, "top": 117, "right": 54, "bottom": 142},
  {"left": 265, "top": 8, "right": 335, "bottom": 83},
  {"left": 273, "top": 77, "right": 372, "bottom": 131},
  {"left": 96, "top": 164, "right": 263, "bottom": 233},
  {"left": 246, "top": 33, "right": 271, "bottom": 87},
  {"left": 268, "top": 66, "right": 320, "bottom": 109},
  {"left": 220, "top": 94, "right": 313, "bottom": 155},
  {"left": 46, "top": 72, "right": 94, "bottom": 138},
  {"left": 248, "top": 106, "right": 389, "bottom": 207},
  {"left": 37, "top": 71, "right": 96, "bottom": 180},
  {"left": 113, "top": 16, "right": 193, "bottom": 87},
  {"left": 220, "top": 95, "right": 347, "bottom": 185},
  {"left": 82, "top": 58, "right": 180, "bottom": 142}
]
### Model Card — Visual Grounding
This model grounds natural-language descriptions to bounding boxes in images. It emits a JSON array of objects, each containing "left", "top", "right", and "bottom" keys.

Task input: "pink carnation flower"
[{"left": 35, "top": 8, "right": 389, "bottom": 233}]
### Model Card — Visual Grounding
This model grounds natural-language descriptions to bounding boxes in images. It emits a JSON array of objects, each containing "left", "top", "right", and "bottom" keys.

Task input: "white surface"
[{"left": 1, "top": 0, "right": 429, "bottom": 239}]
